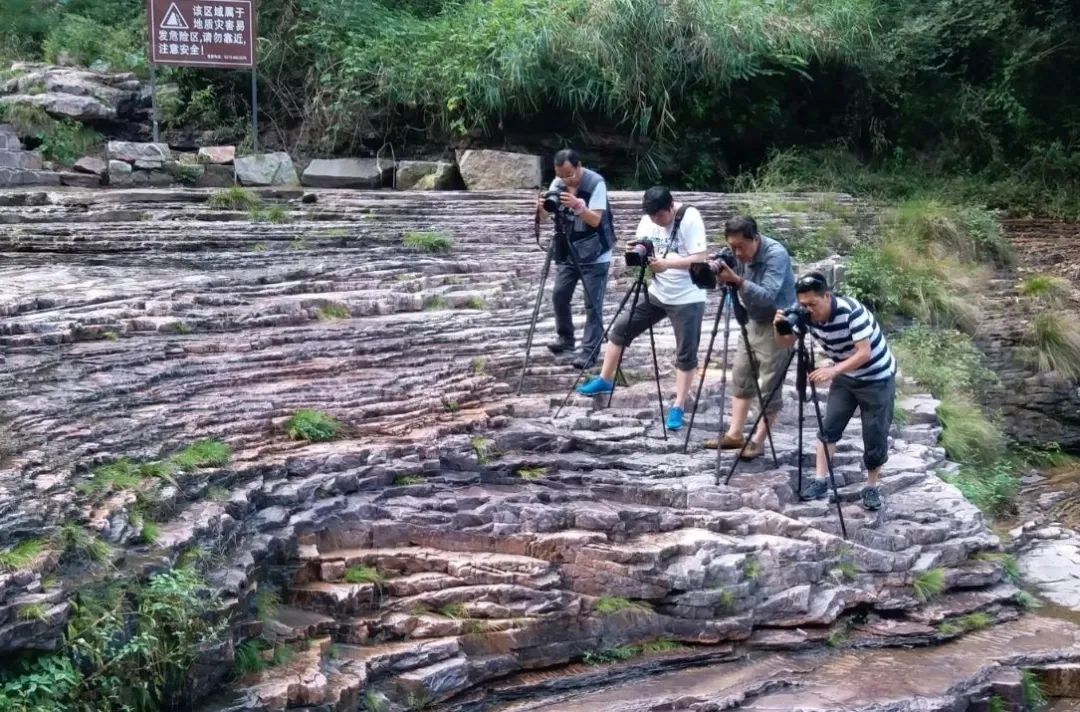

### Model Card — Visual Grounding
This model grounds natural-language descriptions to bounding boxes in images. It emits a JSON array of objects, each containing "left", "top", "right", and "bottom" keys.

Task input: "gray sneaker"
[
  {"left": 860, "top": 486, "right": 883, "bottom": 511},
  {"left": 801, "top": 478, "right": 830, "bottom": 501}
]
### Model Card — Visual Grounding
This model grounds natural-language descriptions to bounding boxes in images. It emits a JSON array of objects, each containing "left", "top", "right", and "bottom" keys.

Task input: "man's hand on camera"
[
  {"left": 559, "top": 192, "right": 587, "bottom": 215},
  {"left": 717, "top": 261, "right": 742, "bottom": 286},
  {"left": 648, "top": 257, "right": 669, "bottom": 274},
  {"left": 810, "top": 365, "right": 838, "bottom": 385},
  {"left": 772, "top": 309, "right": 787, "bottom": 330}
]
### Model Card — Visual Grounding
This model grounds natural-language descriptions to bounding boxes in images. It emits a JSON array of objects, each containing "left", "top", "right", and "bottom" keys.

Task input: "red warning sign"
[{"left": 147, "top": 0, "right": 256, "bottom": 68}]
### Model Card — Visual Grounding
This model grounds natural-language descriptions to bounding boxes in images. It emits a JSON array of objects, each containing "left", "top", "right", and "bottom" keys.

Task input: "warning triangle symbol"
[{"left": 160, "top": 3, "right": 189, "bottom": 29}]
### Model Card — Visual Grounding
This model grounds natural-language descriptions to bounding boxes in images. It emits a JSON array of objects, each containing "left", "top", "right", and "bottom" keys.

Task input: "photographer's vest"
[{"left": 553, "top": 168, "right": 616, "bottom": 265}]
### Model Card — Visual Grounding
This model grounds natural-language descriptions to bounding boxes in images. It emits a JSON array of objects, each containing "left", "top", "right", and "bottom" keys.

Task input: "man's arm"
[
  {"left": 656, "top": 250, "right": 706, "bottom": 270},
  {"left": 832, "top": 338, "right": 873, "bottom": 374},
  {"left": 562, "top": 178, "right": 606, "bottom": 228}
]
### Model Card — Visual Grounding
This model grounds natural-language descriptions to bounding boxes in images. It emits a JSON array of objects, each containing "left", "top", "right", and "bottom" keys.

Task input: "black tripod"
[
  {"left": 722, "top": 329, "right": 848, "bottom": 539},
  {"left": 681, "top": 287, "right": 778, "bottom": 467},
  {"left": 553, "top": 261, "right": 668, "bottom": 440},
  {"left": 517, "top": 209, "right": 609, "bottom": 395}
]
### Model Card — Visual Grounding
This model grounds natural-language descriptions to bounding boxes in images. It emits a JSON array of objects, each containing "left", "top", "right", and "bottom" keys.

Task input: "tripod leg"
[
  {"left": 809, "top": 376, "right": 848, "bottom": 540},
  {"left": 684, "top": 290, "right": 726, "bottom": 452},
  {"left": 739, "top": 323, "right": 781, "bottom": 467},
  {"left": 516, "top": 244, "right": 555, "bottom": 395},
  {"left": 553, "top": 273, "right": 642, "bottom": 421},
  {"left": 606, "top": 267, "right": 647, "bottom": 409},
  {"left": 725, "top": 349, "right": 795, "bottom": 486},
  {"left": 713, "top": 308, "right": 733, "bottom": 485},
  {"left": 646, "top": 299, "right": 667, "bottom": 441},
  {"left": 797, "top": 370, "right": 806, "bottom": 498}
]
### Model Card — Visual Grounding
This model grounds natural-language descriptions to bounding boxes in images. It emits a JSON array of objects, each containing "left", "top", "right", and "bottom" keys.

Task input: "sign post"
[{"left": 146, "top": 0, "right": 258, "bottom": 146}]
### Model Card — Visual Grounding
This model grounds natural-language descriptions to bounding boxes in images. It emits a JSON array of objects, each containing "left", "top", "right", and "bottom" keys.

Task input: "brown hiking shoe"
[
  {"left": 703, "top": 433, "right": 745, "bottom": 450},
  {"left": 740, "top": 441, "right": 766, "bottom": 460}
]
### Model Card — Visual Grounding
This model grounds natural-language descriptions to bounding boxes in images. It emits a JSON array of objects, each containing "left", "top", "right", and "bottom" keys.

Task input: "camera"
[
  {"left": 624, "top": 239, "right": 655, "bottom": 267},
  {"left": 542, "top": 189, "right": 566, "bottom": 214},
  {"left": 775, "top": 305, "right": 811, "bottom": 336},
  {"left": 688, "top": 247, "right": 738, "bottom": 290}
]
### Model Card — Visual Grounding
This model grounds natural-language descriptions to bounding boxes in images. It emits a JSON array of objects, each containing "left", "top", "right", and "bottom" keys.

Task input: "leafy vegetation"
[
  {"left": 0, "top": 540, "right": 44, "bottom": 572},
  {"left": 317, "top": 303, "right": 352, "bottom": 321},
  {"left": 1024, "top": 312, "right": 1080, "bottom": 382},
  {"left": 0, "top": 569, "right": 227, "bottom": 712},
  {"left": 403, "top": 232, "right": 453, "bottom": 253},
  {"left": 1019, "top": 275, "right": 1070, "bottom": 306},
  {"left": 936, "top": 612, "right": 991, "bottom": 636},
  {"left": 913, "top": 568, "right": 947, "bottom": 602},
  {"left": 0, "top": 104, "right": 101, "bottom": 165},
  {"left": 470, "top": 436, "right": 496, "bottom": 465},
  {"left": 344, "top": 566, "right": 385, "bottom": 585},
  {"left": 208, "top": 187, "right": 261, "bottom": 211},
  {"left": 594, "top": 597, "right": 650, "bottom": 616},
  {"left": 422, "top": 295, "right": 449, "bottom": 311},
  {"left": 516, "top": 466, "right": 548, "bottom": 481},
  {"left": 1022, "top": 669, "right": 1047, "bottom": 710},
  {"left": 582, "top": 639, "right": 685, "bottom": 665},
  {"left": 394, "top": 475, "right": 425, "bottom": 486},
  {"left": 284, "top": 409, "right": 343, "bottom": 442}
]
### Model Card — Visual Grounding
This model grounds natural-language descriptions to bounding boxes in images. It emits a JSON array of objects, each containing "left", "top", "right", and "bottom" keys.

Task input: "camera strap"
[{"left": 660, "top": 204, "right": 690, "bottom": 258}]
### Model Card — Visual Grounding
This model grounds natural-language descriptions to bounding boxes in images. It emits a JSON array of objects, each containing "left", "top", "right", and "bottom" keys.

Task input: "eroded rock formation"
[{"left": 0, "top": 188, "right": 1077, "bottom": 710}]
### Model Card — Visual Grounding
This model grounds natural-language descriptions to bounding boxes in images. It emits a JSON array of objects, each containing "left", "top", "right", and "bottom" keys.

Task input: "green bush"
[
  {"left": 1024, "top": 312, "right": 1080, "bottom": 381},
  {"left": 893, "top": 327, "right": 998, "bottom": 399},
  {"left": 937, "top": 395, "right": 1005, "bottom": 466},
  {"left": 284, "top": 409, "right": 343, "bottom": 442},
  {"left": 208, "top": 187, "right": 261, "bottom": 211},
  {"left": 0, "top": 569, "right": 227, "bottom": 711},
  {"left": 403, "top": 232, "right": 453, "bottom": 253},
  {"left": 41, "top": 12, "right": 145, "bottom": 73}
]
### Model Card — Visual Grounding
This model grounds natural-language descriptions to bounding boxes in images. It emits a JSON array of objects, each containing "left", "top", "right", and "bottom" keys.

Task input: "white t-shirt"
[
  {"left": 549, "top": 177, "right": 612, "bottom": 264},
  {"left": 635, "top": 205, "right": 707, "bottom": 305}
]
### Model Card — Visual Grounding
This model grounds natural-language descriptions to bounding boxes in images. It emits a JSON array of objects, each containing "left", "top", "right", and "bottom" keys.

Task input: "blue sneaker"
[
  {"left": 666, "top": 406, "right": 684, "bottom": 431},
  {"left": 577, "top": 377, "right": 614, "bottom": 396},
  {"left": 801, "top": 478, "right": 830, "bottom": 501}
]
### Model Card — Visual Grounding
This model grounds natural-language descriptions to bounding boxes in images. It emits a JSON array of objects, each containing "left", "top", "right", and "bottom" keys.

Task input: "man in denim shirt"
[{"left": 705, "top": 216, "right": 796, "bottom": 458}]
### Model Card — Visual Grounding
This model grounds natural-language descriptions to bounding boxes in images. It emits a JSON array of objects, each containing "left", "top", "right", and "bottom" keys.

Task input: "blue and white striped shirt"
[{"left": 807, "top": 296, "right": 896, "bottom": 381}]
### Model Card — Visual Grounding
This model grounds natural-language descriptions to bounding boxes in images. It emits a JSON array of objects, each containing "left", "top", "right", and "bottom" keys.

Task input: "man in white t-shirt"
[{"left": 577, "top": 187, "right": 707, "bottom": 431}]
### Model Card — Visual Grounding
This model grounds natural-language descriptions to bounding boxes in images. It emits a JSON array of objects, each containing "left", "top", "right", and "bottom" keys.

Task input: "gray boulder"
[
  {"left": 235, "top": 152, "right": 300, "bottom": 187},
  {"left": 0, "top": 125, "right": 23, "bottom": 151},
  {"left": 108, "top": 160, "right": 133, "bottom": 187},
  {"left": 109, "top": 141, "right": 172, "bottom": 164},
  {"left": 198, "top": 146, "right": 236, "bottom": 165},
  {"left": 301, "top": 158, "right": 392, "bottom": 189},
  {"left": 396, "top": 160, "right": 458, "bottom": 190},
  {"left": 456, "top": 149, "right": 542, "bottom": 190},
  {"left": 196, "top": 164, "right": 236, "bottom": 188},
  {"left": 73, "top": 156, "right": 108, "bottom": 176}
]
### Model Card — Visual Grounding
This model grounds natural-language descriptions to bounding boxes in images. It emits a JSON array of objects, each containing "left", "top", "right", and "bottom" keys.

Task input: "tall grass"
[
  {"left": 1024, "top": 313, "right": 1080, "bottom": 381},
  {"left": 841, "top": 201, "right": 1001, "bottom": 332},
  {"left": 301, "top": 0, "right": 878, "bottom": 147}
]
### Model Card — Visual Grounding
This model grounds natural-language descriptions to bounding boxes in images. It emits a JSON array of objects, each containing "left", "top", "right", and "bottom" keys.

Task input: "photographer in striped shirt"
[{"left": 774, "top": 272, "right": 897, "bottom": 511}]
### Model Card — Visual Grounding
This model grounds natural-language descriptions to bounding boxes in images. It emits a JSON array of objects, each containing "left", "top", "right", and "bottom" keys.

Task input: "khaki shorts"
[{"left": 732, "top": 319, "right": 790, "bottom": 415}]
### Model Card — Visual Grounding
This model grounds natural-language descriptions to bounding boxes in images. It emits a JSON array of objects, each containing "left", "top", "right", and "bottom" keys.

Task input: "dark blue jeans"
[{"left": 552, "top": 260, "right": 610, "bottom": 359}]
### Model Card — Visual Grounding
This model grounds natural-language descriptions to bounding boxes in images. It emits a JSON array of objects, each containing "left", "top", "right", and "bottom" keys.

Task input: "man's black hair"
[
  {"left": 642, "top": 186, "right": 674, "bottom": 215},
  {"left": 724, "top": 215, "right": 759, "bottom": 241},
  {"left": 795, "top": 271, "right": 830, "bottom": 296},
  {"left": 553, "top": 148, "right": 581, "bottom": 167}
]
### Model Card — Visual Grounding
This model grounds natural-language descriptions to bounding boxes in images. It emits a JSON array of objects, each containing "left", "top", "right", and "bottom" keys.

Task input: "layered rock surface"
[{"left": 0, "top": 188, "right": 1075, "bottom": 710}]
